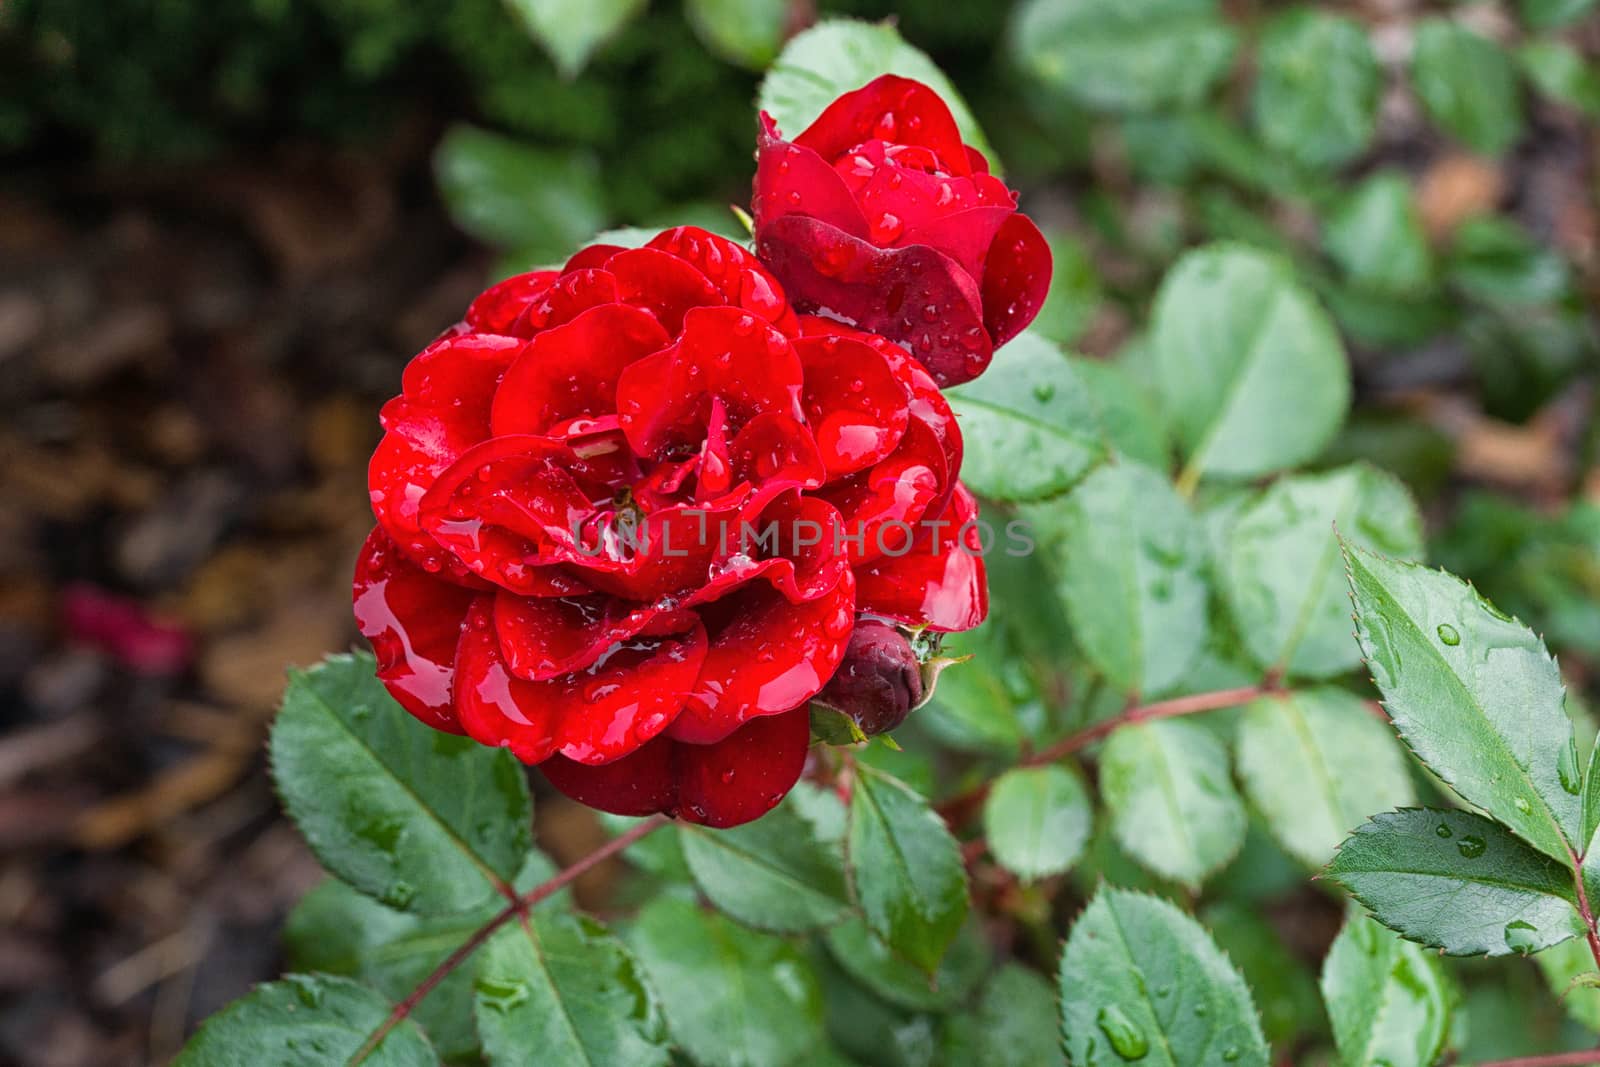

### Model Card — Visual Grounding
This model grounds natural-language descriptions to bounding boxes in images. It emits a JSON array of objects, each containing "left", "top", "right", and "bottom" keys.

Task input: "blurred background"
[{"left": 0, "top": 0, "right": 1596, "bottom": 1063}]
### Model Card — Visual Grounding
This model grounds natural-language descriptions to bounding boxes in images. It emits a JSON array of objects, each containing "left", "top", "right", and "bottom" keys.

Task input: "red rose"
[
  {"left": 354, "top": 227, "right": 987, "bottom": 828},
  {"left": 752, "top": 75, "right": 1052, "bottom": 387}
]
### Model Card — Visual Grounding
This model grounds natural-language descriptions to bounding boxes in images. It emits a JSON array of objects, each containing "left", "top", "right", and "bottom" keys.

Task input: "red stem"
[
  {"left": 1473, "top": 1052, "right": 1600, "bottom": 1067},
  {"left": 938, "top": 683, "right": 1274, "bottom": 823},
  {"left": 1567, "top": 844, "right": 1600, "bottom": 975},
  {"left": 350, "top": 814, "right": 669, "bottom": 1064}
]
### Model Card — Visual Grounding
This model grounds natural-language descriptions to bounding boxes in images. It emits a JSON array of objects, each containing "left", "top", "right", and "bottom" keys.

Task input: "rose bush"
[
  {"left": 752, "top": 74, "right": 1052, "bottom": 386},
  {"left": 353, "top": 226, "right": 987, "bottom": 828}
]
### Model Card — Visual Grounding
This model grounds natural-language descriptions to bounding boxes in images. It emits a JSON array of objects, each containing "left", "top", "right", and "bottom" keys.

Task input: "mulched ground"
[{"left": 0, "top": 124, "right": 530, "bottom": 1065}]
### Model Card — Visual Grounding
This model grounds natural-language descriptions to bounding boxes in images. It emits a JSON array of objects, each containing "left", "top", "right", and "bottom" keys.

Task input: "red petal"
[
  {"left": 609, "top": 246, "right": 724, "bottom": 336},
  {"left": 981, "top": 213, "right": 1052, "bottom": 349},
  {"left": 755, "top": 214, "right": 992, "bottom": 386},
  {"left": 465, "top": 271, "right": 560, "bottom": 333},
  {"left": 793, "top": 75, "right": 971, "bottom": 178},
  {"left": 753, "top": 115, "right": 871, "bottom": 239},
  {"left": 647, "top": 225, "right": 801, "bottom": 336},
  {"left": 854, "top": 483, "right": 988, "bottom": 632},
  {"left": 794, "top": 333, "right": 910, "bottom": 479},
  {"left": 539, "top": 739, "right": 679, "bottom": 818},
  {"left": 563, "top": 244, "right": 627, "bottom": 273},
  {"left": 819, "top": 418, "right": 947, "bottom": 565},
  {"left": 571, "top": 497, "right": 751, "bottom": 603},
  {"left": 616, "top": 306, "right": 805, "bottom": 460},
  {"left": 418, "top": 435, "right": 617, "bottom": 593},
  {"left": 671, "top": 566, "right": 856, "bottom": 744},
  {"left": 352, "top": 527, "right": 474, "bottom": 733},
  {"left": 728, "top": 411, "right": 826, "bottom": 492},
  {"left": 898, "top": 204, "right": 1013, "bottom": 281},
  {"left": 456, "top": 596, "right": 707, "bottom": 765},
  {"left": 494, "top": 590, "right": 696, "bottom": 681},
  {"left": 676, "top": 707, "right": 811, "bottom": 827},
  {"left": 369, "top": 333, "right": 526, "bottom": 576},
  {"left": 503, "top": 269, "right": 622, "bottom": 337},
  {"left": 490, "top": 303, "right": 669, "bottom": 436}
]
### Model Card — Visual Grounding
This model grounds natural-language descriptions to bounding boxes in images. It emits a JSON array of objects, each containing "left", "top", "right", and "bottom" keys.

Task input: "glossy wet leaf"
[
  {"left": 1410, "top": 19, "right": 1523, "bottom": 156},
  {"left": 1323, "top": 173, "right": 1434, "bottom": 296},
  {"left": 823, "top": 916, "right": 990, "bottom": 1013},
  {"left": 173, "top": 974, "right": 434, "bottom": 1066},
  {"left": 434, "top": 125, "right": 605, "bottom": 257},
  {"left": 1008, "top": 0, "right": 1237, "bottom": 115},
  {"left": 1324, "top": 807, "right": 1585, "bottom": 957},
  {"left": 627, "top": 896, "right": 824, "bottom": 1067},
  {"left": 504, "top": 0, "right": 646, "bottom": 77},
  {"left": 1236, "top": 688, "right": 1415, "bottom": 868},
  {"left": 846, "top": 764, "right": 969, "bottom": 972},
  {"left": 1058, "top": 888, "right": 1269, "bottom": 1067},
  {"left": 981, "top": 765, "right": 1093, "bottom": 882},
  {"left": 946, "top": 332, "right": 1106, "bottom": 501},
  {"left": 1345, "top": 545, "right": 1582, "bottom": 862},
  {"left": 1252, "top": 9, "right": 1380, "bottom": 168},
  {"left": 1025, "top": 461, "right": 1209, "bottom": 696},
  {"left": 1224, "top": 464, "right": 1422, "bottom": 678},
  {"left": 271, "top": 652, "right": 534, "bottom": 915},
  {"left": 474, "top": 912, "right": 669, "bottom": 1067},
  {"left": 1101, "top": 718, "right": 1247, "bottom": 888},
  {"left": 1153, "top": 244, "right": 1349, "bottom": 482},
  {"left": 759, "top": 19, "right": 995, "bottom": 166},
  {"left": 1322, "top": 914, "right": 1454, "bottom": 1067},
  {"left": 679, "top": 799, "right": 853, "bottom": 933},
  {"left": 685, "top": 0, "right": 788, "bottom": 69}
]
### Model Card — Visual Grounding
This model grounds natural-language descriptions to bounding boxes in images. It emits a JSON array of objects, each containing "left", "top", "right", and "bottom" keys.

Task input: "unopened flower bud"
[{"left": 817, "top": 621, "right": 924, "bottom": 736}]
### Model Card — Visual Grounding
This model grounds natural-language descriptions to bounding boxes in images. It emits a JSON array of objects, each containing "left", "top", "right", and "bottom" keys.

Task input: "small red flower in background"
[
  {"left": 752, "top": 75, "right": 1052, "bottom": 387},
  {"left": 355, "top": 227, "right": 986, "bottom": 828}
]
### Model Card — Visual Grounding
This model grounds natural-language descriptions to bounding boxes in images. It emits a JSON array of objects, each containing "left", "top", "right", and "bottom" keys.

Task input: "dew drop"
[
  {"left": 1436, "top": 623, "right": 1461, "bottom": 646},
  {"left": 1095, "top": 1006, "right": 1148, "bottom": 1061},
  {"left": 1435, "top": 822, "right": 1453, "bottom": 838},
  {"left": 1503, "top": 919, "right": 1540, "bottom": 954},
  {"left": 1456, "top": 835, "right": 1486, "bottom": 859}
]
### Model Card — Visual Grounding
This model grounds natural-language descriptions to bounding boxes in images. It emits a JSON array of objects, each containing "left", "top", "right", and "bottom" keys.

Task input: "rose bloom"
[
  {"left": 355, "top": 227, "right": 986, "bottom": 827},
  {"left": 752, "top": 74, "right": 1052, "bottom": 387}
]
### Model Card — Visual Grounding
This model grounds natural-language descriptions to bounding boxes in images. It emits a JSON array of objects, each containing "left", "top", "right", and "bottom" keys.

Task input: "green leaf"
[
  {"left": 474, "top": 912, "right": 669, "bottom": 1067},
  {"left": 1032, "top": 233, "right": 1103, "bottom": 347},
  {"left": 1410, "top": 19, "right": 1523, "bottom": 156},
  {"left": 1324, "top": 807, "right": 1585, "bottom": 956},
  {"left": 1075, "top": 357, "right": 1171, "bottom": 470},
  {"left": 1058, "top": 888, "right": 1269, "bottom": 1067},
  {"left": 1583, "top": 737, "right": 1600, "bottom": 849},
  {"left": 1447, "top": 216, "right": 1571, "bottom": 306},
  {"left": 1521, "top": 0, "right": 1598, "bottom": 28},
  {"left": 627, "top": 896, "right": 824, "bottom": 1067},
  {"left": 1024, "top": 461, "right": 1209, "bottom": 696},
  {"left": 981, "top": 765, "right": 1093, "bottom": 882},
  {"left": 173, "top": 974, "right": 434, "bottom": 1066},
  {"left": 939, "top": 965, "right": 1066, "bottom": 1067},
  {"left": 434, "top": 125, "right": 606, "bottom": 257},
  {"left": 823, "top": 915, "right": 990, "bottom": 1013},
  {"left": 1321, "top": 914, "right": 1454, "bottom": 1067},
  {"left": 270, "top": 652, "right": 533, "bottom": 915},
  {"left": 846, "top": 764, "right": 969, "bottom": 972},
  {"left": 685, "top": 0, "right": 788, "bottom": 69},
  {"left": 1252, "top": 9, "right": 1380, "bottom": 168},
  {"left": 1008, "top": 0, "right": 1238, "bottom": 114},
  {"left": 1152, "top": 244, "right": 1350, "bottom": 482},
  {"left": 1534, "top": 936, "right": 1600, "bottom": 1031},
  {"left": 1323, "top": 172, "right": 1434, "bottom": 295},
  {"left": 1224, "top": 465, "right": 1423, "bottom": 679},
  {"left": 679, "top": 799, "right": 853, "bottom": 933},
  {"left": 1518, "top": 40, "right": 1600, "bottom": 116},
  {"left": 759, "top": 19, "right": 995, "bottom": 166},
  {"left": 945, "top": 333, "right": 1108, "bottom": 501},
  {"left": 1344, "top": 545, "right": 1582, "bottom": 862},
  {"left": 504, "top": 0, "right": 646, "bottom": 77},
  {"left": 1101, "top": 718, "right": 1248, "bottom": 888},
  {"left": 1236, "top": 688, "right": 1416, "bottom": 869},
  {"left": 1201, "top": 902, "right": 1325, "bottom": 1045}
]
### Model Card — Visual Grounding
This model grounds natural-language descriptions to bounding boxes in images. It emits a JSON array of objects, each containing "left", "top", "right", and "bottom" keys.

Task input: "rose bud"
[
  {"left": 752, "top": 74, "right": 1052, "bottom": 387},
  {"left": 817, "top": 620, "right": 925, "bottom": 736},
  {"left": 354, "top": 227, "right": 987, "bottom": 829}
]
